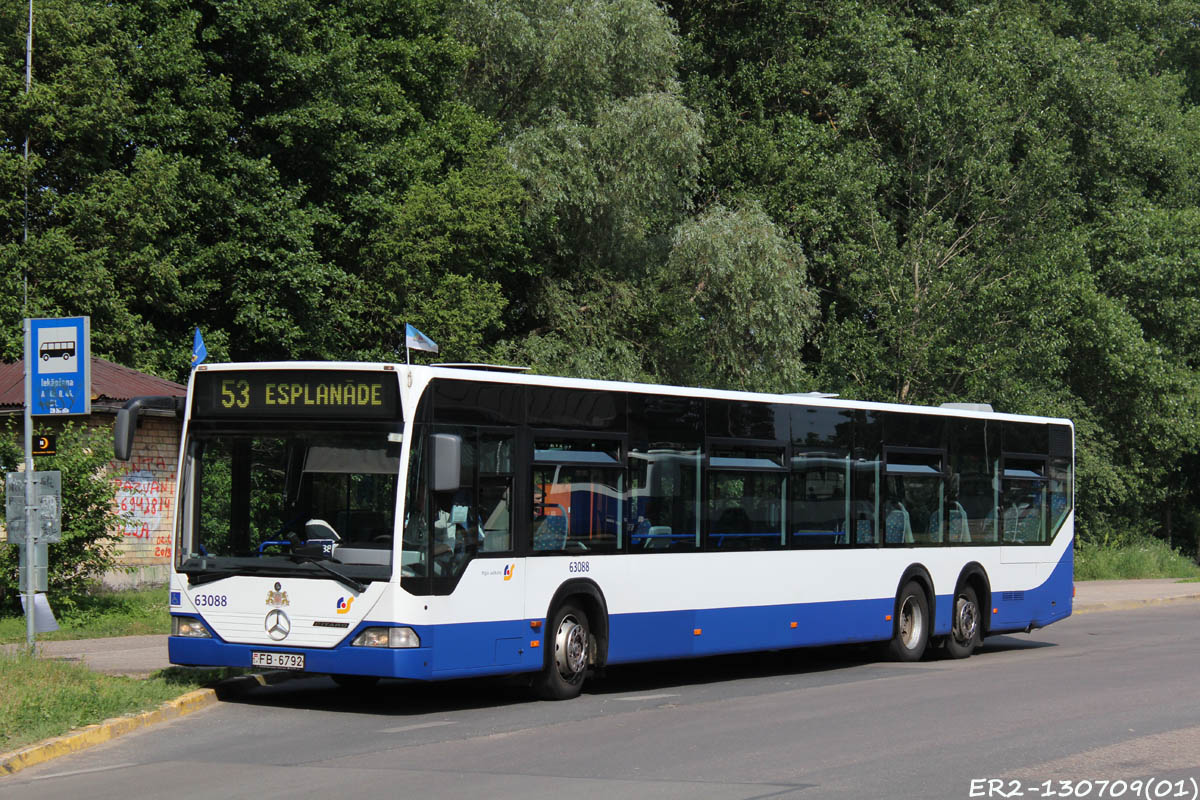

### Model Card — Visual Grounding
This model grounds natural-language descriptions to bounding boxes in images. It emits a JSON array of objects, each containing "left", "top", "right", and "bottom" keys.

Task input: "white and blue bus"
[{"left": 115, "top": 362, "right": 1074, "bottom": 698}]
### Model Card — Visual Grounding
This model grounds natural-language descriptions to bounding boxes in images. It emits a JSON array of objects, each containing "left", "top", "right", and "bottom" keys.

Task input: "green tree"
[
  {"left": 653, "top": 201, "right": 817, "bottom": 392},
  {"left": 453, "top": 0, "right": 710, "bottom": 379},
  {"left": 670, "top": 0, "right": 1200, "bottom": 539},
  {"left": 0, "top": 0, "right": 526, "bottom": 374},
  {"left": 0, "top": 423, "right": 124, "bottom": 610}
]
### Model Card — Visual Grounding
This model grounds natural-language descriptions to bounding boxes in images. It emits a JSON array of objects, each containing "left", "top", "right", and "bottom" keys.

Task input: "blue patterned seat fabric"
[{"left": 533, "top": 514, "right": 567, "bottom": 551}]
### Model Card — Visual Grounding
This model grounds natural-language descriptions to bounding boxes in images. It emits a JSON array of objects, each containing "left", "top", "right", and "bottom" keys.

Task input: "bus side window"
[
  {"left": 790, "top": 453, "right": 850, "bottom": 549},
  {"left": 629, "top": 448, "right": 701, "bottom": 551},
  {"left": 852, "top": 460, "right": 879, "bottom": 545},
  {"left": 706, "top": 447, "right": 786, "bottom": 550},
  {"left": 531, "top": 438, "right": 624, "bottom": 554},
  {"left": 479, "top": 433, "right": 513, "bottom": 552}
]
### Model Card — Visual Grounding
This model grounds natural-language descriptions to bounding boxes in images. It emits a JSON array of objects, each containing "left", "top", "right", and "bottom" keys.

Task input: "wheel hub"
[
  {"left": 954, "top": 595, "right": 979, "bottom": 643},
  {"left": 554, "top": 615, "right": 587, "bottom": 678},
  {"left": 899, "top": 596, "right": 924, "bottom": 649}
]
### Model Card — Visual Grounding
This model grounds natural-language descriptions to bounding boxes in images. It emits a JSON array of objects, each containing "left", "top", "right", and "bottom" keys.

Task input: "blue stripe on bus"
[
  {"left": 606, "top": 597, "right": 895, "bottom": 664},
  {"left": 171, "top": 544, "right": 1074, "bottom": 680},
  {"left": 988, "top": 544, "right": 1074, "bottom": 633}
]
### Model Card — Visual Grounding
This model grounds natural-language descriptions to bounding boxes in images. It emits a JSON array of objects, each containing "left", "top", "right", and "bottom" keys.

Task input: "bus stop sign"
[{"left": 30, "top": 316, "right": 91, "bottom": 415}]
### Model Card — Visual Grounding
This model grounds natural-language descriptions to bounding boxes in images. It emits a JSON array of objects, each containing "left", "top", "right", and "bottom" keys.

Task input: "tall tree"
[
  {"left": 669, "top": 0, "right": 1200, "bottom": 539},
  {"left": 453, "top": 0, "right": 704, "bottom": 379},
  {"left": 0, "top": 0, "right": 526, "bottom": 376}
]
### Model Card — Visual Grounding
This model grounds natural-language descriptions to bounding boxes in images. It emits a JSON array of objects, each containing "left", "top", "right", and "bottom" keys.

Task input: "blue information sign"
[{"left": 29, "top": 317, "right": 91, "bottom": 416}]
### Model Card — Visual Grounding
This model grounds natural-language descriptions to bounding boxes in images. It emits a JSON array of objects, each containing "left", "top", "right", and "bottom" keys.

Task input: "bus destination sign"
[{"left": 193, "top": 370, "right": 400, "bottom": 419}]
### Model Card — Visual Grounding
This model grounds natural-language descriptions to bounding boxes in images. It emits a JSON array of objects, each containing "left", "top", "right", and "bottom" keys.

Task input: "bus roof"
[{"left": 192, "top": 361, "right": 1073, "bottom": 429}]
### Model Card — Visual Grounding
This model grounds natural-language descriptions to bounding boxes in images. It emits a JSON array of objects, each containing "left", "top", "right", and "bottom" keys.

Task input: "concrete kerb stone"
[
  {"left": 1072, "top": 592, "right": 1200, "bottom": 615},
  {"left": 0, "top": 688, "right": 217, "bottom": 777},
  {"left": 0, "top": 670, "right": 297, "bottom": 778}
]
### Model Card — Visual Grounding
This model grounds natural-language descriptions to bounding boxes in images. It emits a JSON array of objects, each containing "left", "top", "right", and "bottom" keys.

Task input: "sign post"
[{"left": 21, "top": 316, "right": 90, "bottom": 651}]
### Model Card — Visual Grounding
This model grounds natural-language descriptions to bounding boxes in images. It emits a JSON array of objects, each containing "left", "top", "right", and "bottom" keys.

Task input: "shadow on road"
[{"left": 211, "top": 633, "right": 1056, "bottom": 716}]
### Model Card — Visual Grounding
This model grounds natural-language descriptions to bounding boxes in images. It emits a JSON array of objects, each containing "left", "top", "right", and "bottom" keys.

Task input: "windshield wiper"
[
  {"left": 181, "top": 562, "right": 272, "bottom": 587},
  {"left": 288, "top": 554, "right": 368, "bottom": 594},
  {"left": 184, "top": 569, "right": 237, "bottom": 587}
]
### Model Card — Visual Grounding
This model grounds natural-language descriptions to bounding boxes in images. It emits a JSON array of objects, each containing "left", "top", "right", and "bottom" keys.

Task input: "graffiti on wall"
[{"left": 110, "top": 456, "right": 175, "bottom": 558}]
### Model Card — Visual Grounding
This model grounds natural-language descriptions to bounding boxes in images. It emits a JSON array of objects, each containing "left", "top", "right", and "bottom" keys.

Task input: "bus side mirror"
[
  {"left": 113, "top": 396, "right": 185, "bottom": 461},
  {"left": 431, "top": 433, "right": 462, "bottom": 493},
  {"left": 114, "top": 403, "right": 138, "bottom": 461}
]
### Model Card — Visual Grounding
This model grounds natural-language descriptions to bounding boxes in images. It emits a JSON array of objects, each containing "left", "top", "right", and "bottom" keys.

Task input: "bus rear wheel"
[
  {"left": 944, "top": 585, "right": 981, "bottom": 659},
  {"left": 887, "top": 581, "right": 929, "bottom": 662},
  {"left": 534, "top": 604, "right": 590, "bottom": 700}
]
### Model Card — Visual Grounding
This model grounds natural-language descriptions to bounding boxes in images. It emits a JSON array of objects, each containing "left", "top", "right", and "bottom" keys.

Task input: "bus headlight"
[
  {"left": 351, "top": 626, "right": 420, "bottom": 648},
  {"left": 172, "top": 616, "right": 212, "bottom": 638}
]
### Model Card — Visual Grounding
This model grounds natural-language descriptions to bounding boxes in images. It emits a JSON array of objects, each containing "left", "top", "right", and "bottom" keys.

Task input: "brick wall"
[
  {"left": 0, "top": 414, "right": 182, "bottom": 587},
  {"left": 104, "top": 416, "right": 180, "bottom": 587}
]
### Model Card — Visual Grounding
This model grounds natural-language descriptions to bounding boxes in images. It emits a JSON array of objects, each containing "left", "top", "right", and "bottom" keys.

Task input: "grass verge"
[
  {"left": 1075, "top": 536, "right": 1200, "bottom": 581},
  {"left": 0, "top": 654, "right": 218, "bottom": 754},
  {"left": 0, "top": 587, "right": 169, "bottom": 645}
]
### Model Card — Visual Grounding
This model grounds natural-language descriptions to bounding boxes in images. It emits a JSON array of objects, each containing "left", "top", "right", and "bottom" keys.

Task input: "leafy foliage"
[
  {"left": 0, "top": 423, "right": 124, "bottom": 609},
  {"left": 3, "top": 0, "right": 1200, "bottom": 555},
  {"left": 653, "top": 201, "right": 817, "bottom": 392},
  {"left": 670, "top": 0, "right": 1200, "bottom": 549}
]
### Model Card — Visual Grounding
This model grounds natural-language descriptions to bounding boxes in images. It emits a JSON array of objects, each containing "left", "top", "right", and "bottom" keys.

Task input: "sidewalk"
[
  {"left": 2, "top": 634, "right": 170, "bottom": 678},
  {"left": 1071, "top": 578, "right": 1200, "bottom": 614}
]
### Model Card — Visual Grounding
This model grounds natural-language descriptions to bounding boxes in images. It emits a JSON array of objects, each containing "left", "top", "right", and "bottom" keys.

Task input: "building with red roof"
[{"left": 1, "top": 358, "right": 186, "bottom": 587}]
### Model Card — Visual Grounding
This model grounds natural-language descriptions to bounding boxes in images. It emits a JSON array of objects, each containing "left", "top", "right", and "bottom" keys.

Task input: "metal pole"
[
  {"left": 23, "top": 0, "right": 32, "bottom": 310},
  {"left": 23, "top": 318, "right": 40, "bottom": 653},
  {"left": 24, "top": 0, "right": 31, "bottom": 98},
  {"left": 22, "top": 5, "right": 38, "bottom": 652}
]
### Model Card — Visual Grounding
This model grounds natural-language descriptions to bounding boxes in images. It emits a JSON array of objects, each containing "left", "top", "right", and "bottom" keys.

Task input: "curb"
[
  {"left": 0, "top": 670, "right": 300, "bottom": 779},
  {"left": 1073, "top": 592, "right": 1200, "bottom": 615},
  {"left": 0, "top": 688, "right": 217, "bottom": 778}
]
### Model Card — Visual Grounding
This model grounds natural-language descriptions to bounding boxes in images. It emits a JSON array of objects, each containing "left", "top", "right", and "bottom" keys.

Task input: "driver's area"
[
  {"left": 180, "top": 428, "right": 399, "bottom": 580},
  {"left": 302, "top": 443, "right": 399, "bottom": 565}
]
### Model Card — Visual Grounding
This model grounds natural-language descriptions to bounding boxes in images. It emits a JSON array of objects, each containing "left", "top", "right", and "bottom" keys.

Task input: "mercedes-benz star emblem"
[{"left": 265, "top": 609, "right": 291, "bottom": 641}]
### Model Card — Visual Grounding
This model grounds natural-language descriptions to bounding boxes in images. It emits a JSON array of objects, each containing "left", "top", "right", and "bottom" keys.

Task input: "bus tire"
[
  {"left": 534, "top": 603, "right": 590, "bottom": 700},
  {"left": 331, "top": 674, "right": 380, "bottom": 691},
  {"left": 887, "top": 581, "right": 929, "bottom": 662},
  {"left": 944, "top": 585, "right": 981, "bottom": 659}
]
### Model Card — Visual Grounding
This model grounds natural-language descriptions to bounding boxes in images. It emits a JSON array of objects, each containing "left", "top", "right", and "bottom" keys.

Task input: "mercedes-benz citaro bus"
[{"left": 114, "top": 361, "right": 1074, "bottom": 699}]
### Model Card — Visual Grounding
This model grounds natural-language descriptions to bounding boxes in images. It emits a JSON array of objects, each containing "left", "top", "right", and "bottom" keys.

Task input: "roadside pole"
[
  {"left": 23, "top": 317, "right": 38, "bottom": 652},
  {"left": 19, "top": 316, "right": 88, "bottom": 652}
]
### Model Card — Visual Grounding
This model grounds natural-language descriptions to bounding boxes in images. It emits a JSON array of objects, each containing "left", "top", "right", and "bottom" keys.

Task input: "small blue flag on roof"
[
  {"left": 405, "top": 324, "right": 439, "bottom": 359},
  {"left": 192, "top": 327, "right": 207, "bottom": 370}
]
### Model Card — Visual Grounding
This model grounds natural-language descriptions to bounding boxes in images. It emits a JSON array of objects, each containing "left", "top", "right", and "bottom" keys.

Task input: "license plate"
[{"left": 251, "top": 651, "right": 305, "bottom": 670}]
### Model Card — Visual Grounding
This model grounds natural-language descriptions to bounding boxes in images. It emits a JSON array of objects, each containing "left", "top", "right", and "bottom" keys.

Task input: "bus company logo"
[
  {"left": 265, "top": 609, "right": 291, "bottom": 641},
  {"left": 266, "top": 581, "right": 290, "bottom": 608},
  {"left": 503, "top": 564, "right": 516, "bottom": 581},
  {"left": 336, "top": 596, "right": 354, "bottom": 615}
]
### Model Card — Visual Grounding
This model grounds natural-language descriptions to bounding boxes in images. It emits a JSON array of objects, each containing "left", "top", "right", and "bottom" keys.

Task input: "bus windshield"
[{"left": 177, "top": 429, "right": 401, "bottom": 583}]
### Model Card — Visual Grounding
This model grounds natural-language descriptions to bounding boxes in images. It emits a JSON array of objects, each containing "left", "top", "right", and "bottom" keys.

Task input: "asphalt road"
[{"left": 5, "top": 604, "right": 1199, "bottom": 800}]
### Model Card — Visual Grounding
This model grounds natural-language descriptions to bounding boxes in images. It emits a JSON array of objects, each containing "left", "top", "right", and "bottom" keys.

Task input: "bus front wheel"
[
  {"left": 534, "top": 603, "right": 589, "bottom": 700},
  {"left": 887, "top": 581, "right": 929, "bottom": 662},
  {"left": 943, "top": 585, "right": 981, "bottom": 659}
]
